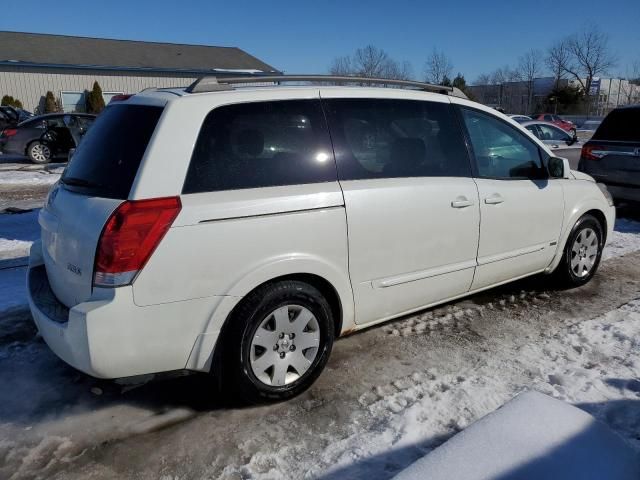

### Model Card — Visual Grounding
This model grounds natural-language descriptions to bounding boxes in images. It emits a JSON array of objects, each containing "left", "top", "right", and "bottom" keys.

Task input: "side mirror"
[
  {"left": 548, "top": 156, "right": 571, "bottom": 179},
  {"left": 566, "top": 133, "right": 578, "bottom": 146}
]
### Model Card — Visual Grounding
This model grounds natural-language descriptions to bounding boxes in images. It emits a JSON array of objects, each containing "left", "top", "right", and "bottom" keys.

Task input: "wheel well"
[
  {"left": 219, "top": 274, "right": 344, "bottom": 347},
  {"left": 585, "top": 209, "right": 607, "bottom": 243}
]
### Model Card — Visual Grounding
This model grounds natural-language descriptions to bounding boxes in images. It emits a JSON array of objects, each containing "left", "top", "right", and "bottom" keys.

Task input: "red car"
[{"left": 531, "top": 114, "right": 576, "bottom": 134}]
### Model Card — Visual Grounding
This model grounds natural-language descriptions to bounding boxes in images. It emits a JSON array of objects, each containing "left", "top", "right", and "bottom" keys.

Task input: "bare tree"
[
  {"left": 424, "top": 49, "right": 453, "bottom": 85},
  {"left": 329, "top": 56, "right": 353, "bottom": 76},
  {"left": 546, "top": 40, "right": 571, "bottom": 88},
  {"left": 474, "top": 73, "right": 491, "bottom": 86},
  {"left": 491, "top": 65, "right": 521, "bottom": 84},
  {"left": 517, "top": 50, "right": 544, "bottom": 112},
  {"left": 328, "top": 45, "right": 414, "bottom": 81},
  {"left": 564, "top": 25, "right": 617, "bottom": 95}
]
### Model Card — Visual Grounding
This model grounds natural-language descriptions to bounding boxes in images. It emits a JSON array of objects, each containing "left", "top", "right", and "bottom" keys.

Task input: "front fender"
[{"left": 546, "top": 183, "right": 615, "bottom": 273}]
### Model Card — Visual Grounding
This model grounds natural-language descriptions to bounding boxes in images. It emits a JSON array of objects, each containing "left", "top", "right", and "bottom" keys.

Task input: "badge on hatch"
[{"left": 67, "top": 263, "right": 82, "bottom": 276}]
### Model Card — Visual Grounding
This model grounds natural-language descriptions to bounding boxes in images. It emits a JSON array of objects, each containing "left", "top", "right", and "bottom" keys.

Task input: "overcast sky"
[{"left": 2, "top": 0, "right": 638, "bottom": 82}]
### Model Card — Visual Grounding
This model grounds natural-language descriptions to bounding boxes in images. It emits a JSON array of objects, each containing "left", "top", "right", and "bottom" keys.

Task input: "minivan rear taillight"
[
  {"left": 1, "top": 128, "right": 17, "bottom": 137},
  {"left": 94, "top": 197, "right": 181, "bottom": 287},
  {"left": 581, "top": 144, "right": 605, "bottom": 161}
]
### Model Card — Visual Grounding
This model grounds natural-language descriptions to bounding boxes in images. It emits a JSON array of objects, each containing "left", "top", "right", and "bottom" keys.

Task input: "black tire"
[
  {"left": 27, "top": 141, "right": 52, "bottom": 164},
  {"left": 553, "top": 214, "right": 604, "bottom": 287},
  {"left": 221, "top": 280, "right": 335, "bottom": 403}
]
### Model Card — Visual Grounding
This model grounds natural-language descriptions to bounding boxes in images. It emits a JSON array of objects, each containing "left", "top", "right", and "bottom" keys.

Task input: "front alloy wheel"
[
  {"left": 554, "top": 214, "right": 603, "bottom": 287},
  {"left": 570, "top": 227, "right": 599, "bottom": 278}
]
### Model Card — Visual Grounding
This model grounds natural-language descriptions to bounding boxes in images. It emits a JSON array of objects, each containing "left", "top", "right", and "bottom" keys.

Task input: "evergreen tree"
[
  {"left": 1, "top": 95, "right": 23, "bottom": 108},
  {"left": 44, "top": 91, "right": 61, "bottom": 113},
  {"left": 86, "top": 81, "right": 105, "bottom": 114}
]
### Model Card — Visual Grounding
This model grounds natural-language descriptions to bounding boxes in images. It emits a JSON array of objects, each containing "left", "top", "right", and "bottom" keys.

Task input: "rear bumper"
[
  {"left": 27, "top": 242, "right": 229, "bottom": 379},
  {"left": 607, "top": 185, "right": 640, "bottom": 203}
]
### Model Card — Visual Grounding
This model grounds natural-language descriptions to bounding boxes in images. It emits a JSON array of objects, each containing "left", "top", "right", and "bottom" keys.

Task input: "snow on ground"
[
  {"left": 319, "top": 299, "right": 640, "bottom": 479},
  {"left": 394, "top": 391, "right": 639, "bottom": 480},
  {"left": 0, "top": 169, "right": 61, "bottom": 186},
  {"left": 603, "top": 218, "right": 640, "bottom": 260}
]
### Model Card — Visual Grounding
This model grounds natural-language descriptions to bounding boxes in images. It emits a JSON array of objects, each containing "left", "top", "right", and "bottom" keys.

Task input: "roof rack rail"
[{"left": 185, "top": 74, "right": 458, "bottom": 96}]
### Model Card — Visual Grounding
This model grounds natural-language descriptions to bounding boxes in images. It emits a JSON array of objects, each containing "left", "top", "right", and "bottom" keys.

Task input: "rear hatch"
[
  {"left": 581, "top": 108, "right": 640, "bottom": 187},
  {"left": 40, "top": 103, "right": 164, "bottom": 308}
]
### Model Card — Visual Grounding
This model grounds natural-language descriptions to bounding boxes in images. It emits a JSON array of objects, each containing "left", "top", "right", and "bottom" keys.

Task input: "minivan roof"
[{"left": 136, "top": 74, "right": 469, "bottom": 101}]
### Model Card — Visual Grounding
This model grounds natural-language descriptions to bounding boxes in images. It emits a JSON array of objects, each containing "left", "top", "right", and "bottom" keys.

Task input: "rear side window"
[
  {"left": 324, "top": 99, "right": 471, "bottom": 180},
  {"left": 183, "top": 100, "right": 336, "bottom": 194},
  {"left": 61, "top": 104, "right": 163, "bottom": 199},
  {"left": 593, "top": 108, "right": 640, "bottom": 142}
]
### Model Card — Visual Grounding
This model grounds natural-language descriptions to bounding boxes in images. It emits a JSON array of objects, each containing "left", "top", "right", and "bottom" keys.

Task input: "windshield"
[{"left": 61, "top": 104, "right": 163, "bottom": 199}]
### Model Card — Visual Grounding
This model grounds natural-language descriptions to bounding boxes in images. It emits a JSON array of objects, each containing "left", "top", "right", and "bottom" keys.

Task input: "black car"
[
  {"left": 0, "top": 113, "right": 95, "bottom": 164},
  {"left": 0, "top": 108, "right": 18, "bottom": 131},
  {"left": 578, "top": 105, "right": 640, "bottom": 204},
  {"left": 0, "top": 105, "right": 33, "bottom": 124}
]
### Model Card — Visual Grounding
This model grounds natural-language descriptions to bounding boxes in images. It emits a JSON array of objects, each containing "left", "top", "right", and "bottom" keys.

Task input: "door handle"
[
  {"left": 451, "top": 196, "right": 474, "bottom": 208},
  {"left": 484, "top": 194, "right": 505, "bottom": 205}
]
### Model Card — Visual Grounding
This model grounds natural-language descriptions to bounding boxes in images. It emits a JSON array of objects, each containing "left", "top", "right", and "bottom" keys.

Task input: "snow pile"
[
  {"left": 394, "top": 391, "right": 640, "bottom": 480},
  {"left": 0, "top": 170, "right": 60, "bottom": 186},
  {"left": 0, "top": 210, "right": 40, "bottom": 261},
  {"left": 603, "top": 218, "right": 640, "bottom": 260}
]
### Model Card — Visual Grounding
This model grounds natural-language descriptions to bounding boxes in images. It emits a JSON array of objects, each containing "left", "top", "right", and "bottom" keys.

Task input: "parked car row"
[
  {"left": 0, "top": 112, "right": 95, "bottom": 163},
  {"left": 522, "top": 121, "right": 582, "bottom": 167}
]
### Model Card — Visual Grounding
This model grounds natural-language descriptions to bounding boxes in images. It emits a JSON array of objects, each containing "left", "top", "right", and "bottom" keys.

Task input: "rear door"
[
  {"left": 322, "top": 95, "right": 480, "bottom": 325},
  {"left": 41, "top": 104, "right": 164, "bottom": 307},
  {"left": 458, "top": 106, "right": 564, "bottom": 290}
]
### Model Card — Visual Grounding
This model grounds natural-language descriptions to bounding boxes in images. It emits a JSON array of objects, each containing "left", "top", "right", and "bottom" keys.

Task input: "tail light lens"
[
  {"left": 581, "top": 144, "right": 605, "bottom": 161},
  {"left": 94, "top": 197, "right": 181, "bottom": 287},
  {"left": 1, "top": 128, "right": 17, "bottom": 137}
]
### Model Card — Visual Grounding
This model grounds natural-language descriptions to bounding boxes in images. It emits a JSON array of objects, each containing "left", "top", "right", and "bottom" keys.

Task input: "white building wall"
[{"left": 0, "top": 65, "right": 201, "bottom": 113}]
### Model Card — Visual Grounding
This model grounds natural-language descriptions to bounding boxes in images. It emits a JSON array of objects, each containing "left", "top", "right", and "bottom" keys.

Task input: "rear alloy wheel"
[
  {"left": 554, "top": 214, "right": 603, "bottom": 287},
  {"left": 222, "top": 280, "right": 334, "bottom": 403},
  {"left": 27, "top": 142, "right": 52, "bottom": 164}
]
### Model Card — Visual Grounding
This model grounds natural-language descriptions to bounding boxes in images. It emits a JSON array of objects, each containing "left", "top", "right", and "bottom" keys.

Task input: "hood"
[{"left": 570, "top": 169, "right": 595, "bottom": 182}]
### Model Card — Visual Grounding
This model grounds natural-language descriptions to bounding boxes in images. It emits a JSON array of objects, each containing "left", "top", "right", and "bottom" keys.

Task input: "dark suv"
[{"left": 578, "top": 105, "right": 640, "bottom": 204}]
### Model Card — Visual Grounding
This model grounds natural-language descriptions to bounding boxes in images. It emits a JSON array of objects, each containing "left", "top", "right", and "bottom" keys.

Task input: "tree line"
[
  {"left": 328, "top": 45, "right": 472, "bottom": 97},
  {"left": 327, "top": 24, "right": 638, "bottom": 111}
]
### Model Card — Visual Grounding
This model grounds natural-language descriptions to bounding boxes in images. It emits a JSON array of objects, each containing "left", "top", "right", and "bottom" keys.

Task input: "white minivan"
[{"left": 27, "top": 75, "right": 615, "bottom": 402}]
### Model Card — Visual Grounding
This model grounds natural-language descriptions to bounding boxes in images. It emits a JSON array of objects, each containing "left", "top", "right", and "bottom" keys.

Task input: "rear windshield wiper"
[{"left": 61, "top": 176, "right": 104, "bottom": 189}]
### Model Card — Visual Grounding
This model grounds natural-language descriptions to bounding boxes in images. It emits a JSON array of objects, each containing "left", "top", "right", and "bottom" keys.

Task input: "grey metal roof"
[{"left": 0, "top": 31, "right": 279, "bottom": 74}]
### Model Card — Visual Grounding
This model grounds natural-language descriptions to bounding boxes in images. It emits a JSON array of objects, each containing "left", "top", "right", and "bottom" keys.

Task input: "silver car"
[{"left": 521, "top": 120, "right": 582, "bottom": 168}]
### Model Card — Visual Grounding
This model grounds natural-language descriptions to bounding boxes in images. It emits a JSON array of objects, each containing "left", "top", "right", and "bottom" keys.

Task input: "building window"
[
  {"left": 61, "top": 91, "right": 86, "bottom": 113},
  {"left": 60, "top": 91, "right": 125, "bottom": 113}
]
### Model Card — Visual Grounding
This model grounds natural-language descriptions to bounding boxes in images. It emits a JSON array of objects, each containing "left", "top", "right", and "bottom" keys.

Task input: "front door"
[
  {"left": 322, "top": 95, "right": 480, "bottom": 325},
  {"left": 458, "top": 106, "right": 564, "bottom": 290}
]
